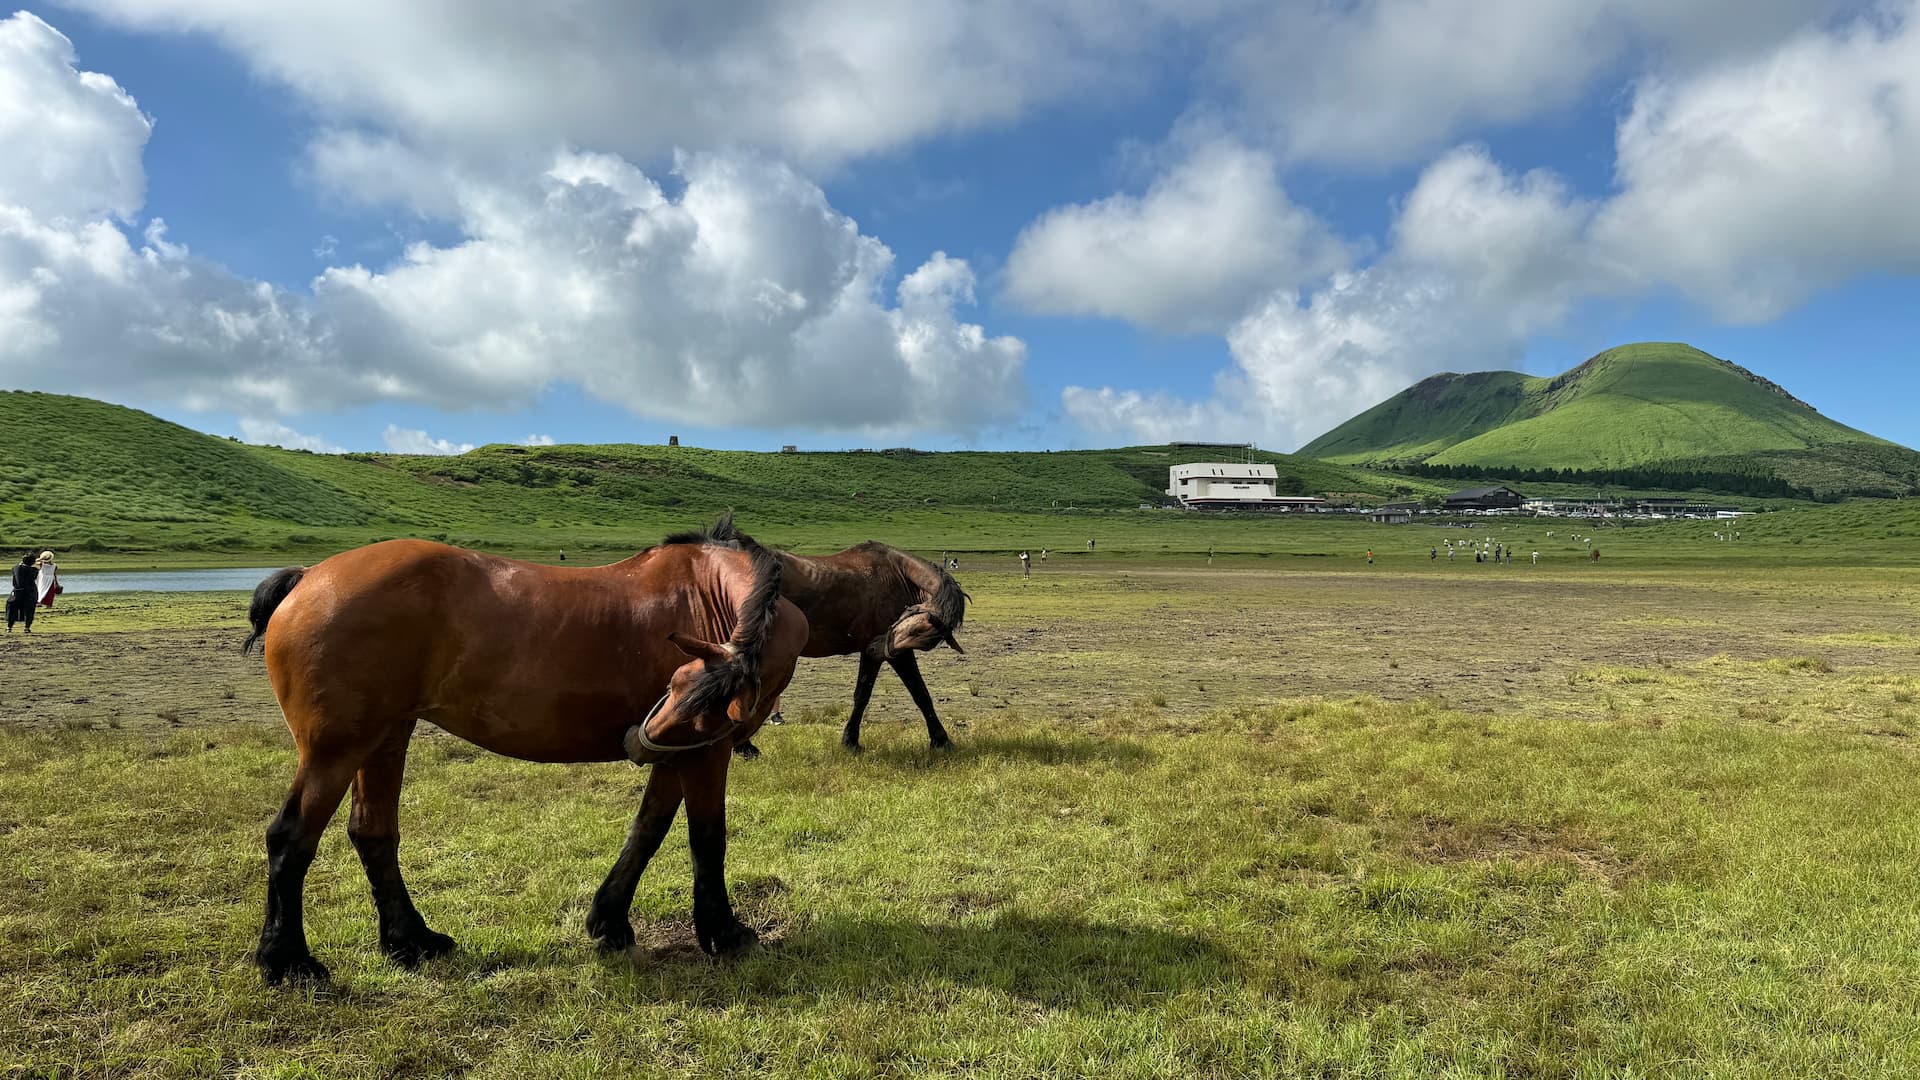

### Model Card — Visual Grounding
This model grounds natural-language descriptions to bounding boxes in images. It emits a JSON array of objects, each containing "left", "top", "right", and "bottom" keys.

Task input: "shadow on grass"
[
  {"left": 854, "top": 732, "right": 1153, "bottom": 771},
  {"left": 583, "top": 912, "right": 1238, "bottom": 1010}
]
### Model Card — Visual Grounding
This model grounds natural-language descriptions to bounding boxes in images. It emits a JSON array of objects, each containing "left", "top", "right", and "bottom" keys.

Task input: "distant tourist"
[
  {"left": 1019, "top": 550, "right": 1031, "bottom": 578},
  {"left": 1430, "top": 547, "right": 1436, "bottom": 560},
  {"left": 1448, "top": 547, "right": 1454, "bottom": 561},
  {"left": 1088, "top": 538, "right": 1096, "bottom": 551},
  {"left": 7, "top": 553, "right": 37, "bottom": 633},
  {"left": 1531, "top": 550, "right": 1538, "bottom": 565},
  {"left": 558, "top": 549, "right": 567, "bottom": 562},
  {"left": 1040, "top": 549, "right": 1048, "bottom": 561},
  {"left": 1366, "top": 549, "right": 1373, "bottom": 565},
  {"left": 35, "top": 551, "right": 59, "bottom": 609}
]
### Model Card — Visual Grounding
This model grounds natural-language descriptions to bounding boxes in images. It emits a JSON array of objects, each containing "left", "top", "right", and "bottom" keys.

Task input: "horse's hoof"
[
  {"left": 840, "top": 738, "right": 864, "bottom": 754},
  {"left": 258, "top": 948, "right": 330, "bottom": 986},
  {"left": 383, "top": 927, "right": 457, "bottom": 968},
  {"left": 929, "top": 737, "right": 954, "bottom": 752},
  {"left": 698, "top": 920, "right": 759, "bottom": 957},
  {"left": 589, "top": 916, "right": 636, "bottom": 953},
  {"left": 734, "top": 741, "right": 762, "bottom": 761}
]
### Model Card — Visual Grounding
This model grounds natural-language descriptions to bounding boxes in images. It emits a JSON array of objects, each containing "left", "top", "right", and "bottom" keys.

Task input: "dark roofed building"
[{"left": 1444, "top": 485, "right": 1524, "bottom": 511}]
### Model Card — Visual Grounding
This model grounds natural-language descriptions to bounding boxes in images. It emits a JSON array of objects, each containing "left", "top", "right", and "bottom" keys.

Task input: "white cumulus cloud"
[
  {"left": 1064, "top": 145, "right": 1610, "bottom": 448},
  {"left": 0, "top": 11, "right": 150, "bottom": 221},
  {"left": 382, "top": 424, "right": 474, "bottom": 456},
  {"left": 518, "top": 433, "right": 555, "bottom": 446},
  {"left": 1003, "top": 138, "right": 1346, "bottom": 333},
  {"left": 62, "top": 0, "right": 1204, "bottom": 170},
  {"left": 1594, "top": 6, "right": 1920, "bottom": 321},
  {"left": 0, "top": 13, "right": 1027, "bottom": 436},
  {"left": 237, "top": 418, "right": 343, "bottom": 453},
  {"left": 1222, "top": 0, "right": 1848, "bottom": 167}
]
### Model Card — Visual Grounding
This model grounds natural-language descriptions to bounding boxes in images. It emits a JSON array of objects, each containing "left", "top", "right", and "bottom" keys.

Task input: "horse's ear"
[{"left": 668, "top": 631, "right": 732, "bottom": 665}]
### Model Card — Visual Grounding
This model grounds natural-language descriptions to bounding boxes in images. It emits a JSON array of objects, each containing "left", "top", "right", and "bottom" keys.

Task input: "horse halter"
[
  {"left": 627, "top": 691, "right": 737, "bottom": 757},
  {"left": 882, "top": 604, "right": 962, "bottom": 655}
]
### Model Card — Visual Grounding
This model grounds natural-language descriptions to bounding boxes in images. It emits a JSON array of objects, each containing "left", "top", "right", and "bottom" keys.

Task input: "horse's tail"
[{"left": 241, "top": 566, "right": 307, "bottom": 655}]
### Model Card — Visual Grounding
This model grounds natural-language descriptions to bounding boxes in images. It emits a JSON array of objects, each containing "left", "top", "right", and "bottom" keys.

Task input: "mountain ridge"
[{"left": 1298, "top": 343, "right": 1918, "bottom": 496}]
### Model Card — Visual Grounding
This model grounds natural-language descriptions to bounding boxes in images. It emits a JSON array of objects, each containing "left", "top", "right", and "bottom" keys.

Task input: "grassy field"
[{"left": 5, "top": 544, "right": 1920, "bottom": 1077}]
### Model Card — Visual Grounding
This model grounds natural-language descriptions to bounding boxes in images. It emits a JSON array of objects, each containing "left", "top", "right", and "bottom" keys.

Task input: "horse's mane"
[
  {"left": 921, "top": 557, "right": 967, "bottom": 635},
  {"left": 660, "top": 511, "right": 739, "bottom": 549},
  {"left": 665, "top": 513, "right": 783, "bottom": 719}
]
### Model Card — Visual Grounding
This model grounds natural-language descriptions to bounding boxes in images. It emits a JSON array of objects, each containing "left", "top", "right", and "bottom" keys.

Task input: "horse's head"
[
  {"left": 623, "top": 533, "right": 806, "bottom": 765},
  {"left": 624, "top": 633, "right": 754, "bottom": 763},
  {"left": 886, "top": 604, "right": 964, "bottom": 655},
  {"left": 624, "top": 631, "right": 787, "bottom": 764}
]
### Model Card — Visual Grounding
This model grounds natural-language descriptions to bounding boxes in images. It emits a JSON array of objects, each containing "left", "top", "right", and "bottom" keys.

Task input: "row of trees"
[{"left": 1381, "top": 461, "right": 1816, "bottom": 500}]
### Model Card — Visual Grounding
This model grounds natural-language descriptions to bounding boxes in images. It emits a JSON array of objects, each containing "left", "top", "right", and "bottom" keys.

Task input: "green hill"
[
  {"left": 1298, "top": 343, "right": 1920, "bottom": 496},
  {"left": 0, "top": 391, "right": 1442, "bottom": 557}
]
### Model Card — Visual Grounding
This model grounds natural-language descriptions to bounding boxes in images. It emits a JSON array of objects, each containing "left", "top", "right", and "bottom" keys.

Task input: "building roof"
[
  {"left": 1446, "top": 485, "right": 1521, "bottom": 500},
  {"left": 1170, "top": 462, "right": 1279, "bottom": 479}
]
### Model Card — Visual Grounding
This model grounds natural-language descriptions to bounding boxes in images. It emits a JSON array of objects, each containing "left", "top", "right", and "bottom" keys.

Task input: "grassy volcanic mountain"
[{"left": 1298, "top": 343, "right": 1920, "bottom": 496}]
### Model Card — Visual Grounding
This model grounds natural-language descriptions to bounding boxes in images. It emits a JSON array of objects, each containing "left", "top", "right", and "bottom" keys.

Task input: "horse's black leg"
[
  {"left": 889, "top": 651, "right": 953, "bottom": 750},
  {"left": 840, "top": 653, "right": 885, "bottom": 751},
  {"left": 684, "top": 745, "right": 756, "bottom": 956},
  {"left": 588, "top": 763, "right": 684, "bottom": 952},
  {"left": 256, "top": 760, "right": 357, "bottom": 984},
  {"left": 347, "top": 725, "right": 454, "bottom": 968}
]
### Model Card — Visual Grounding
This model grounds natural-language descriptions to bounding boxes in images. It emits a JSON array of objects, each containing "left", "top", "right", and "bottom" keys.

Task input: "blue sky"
[{"left": 2, "top": 1, "right": 1916, "bottom": 456}]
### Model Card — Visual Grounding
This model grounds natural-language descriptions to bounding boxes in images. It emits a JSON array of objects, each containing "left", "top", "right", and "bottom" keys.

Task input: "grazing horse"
[
  {"left": 241, "top": 534, "right": 806, "bottom": 984},
  {"left": 667, "top": 516, "right": 966, "bottom": 753}
]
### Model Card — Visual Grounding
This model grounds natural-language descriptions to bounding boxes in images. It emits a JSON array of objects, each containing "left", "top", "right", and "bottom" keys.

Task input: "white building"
[{"left": 1167, "top": 463, "right": 1326, "bottom": 510}]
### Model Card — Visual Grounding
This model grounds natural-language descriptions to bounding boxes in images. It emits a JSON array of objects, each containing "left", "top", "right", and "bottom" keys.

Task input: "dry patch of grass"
[
  {"left": 1570, "top": 665, "right": 1677, "bottom": 686},
  {"left": 1812, "top": 631, "right": 1920, "bottom": 649}
]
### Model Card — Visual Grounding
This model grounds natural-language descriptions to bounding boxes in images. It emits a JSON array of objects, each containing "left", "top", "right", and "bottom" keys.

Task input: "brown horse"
[
  {"left": 241, "top": 533, "right": 806, "bottom": 983},
  {"left": 667, "top": 517, "right": 966, "bottom": 753}
]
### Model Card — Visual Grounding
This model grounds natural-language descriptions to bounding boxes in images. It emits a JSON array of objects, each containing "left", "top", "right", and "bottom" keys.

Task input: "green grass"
[
  {"left": 1300, "top": 343, "right": 1920, "bottom": 495},
  {"left": 6, "top": 559, "right": 1920, "bottom": 1075},
  {"left": 6, "top": 701, "right": 1920, "bottom": 1076}
]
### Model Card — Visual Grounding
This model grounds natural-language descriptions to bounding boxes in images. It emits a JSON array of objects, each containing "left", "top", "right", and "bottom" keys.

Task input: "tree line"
[{"left": 1380, "top": 461, "right": 1816, "bottom": 500}]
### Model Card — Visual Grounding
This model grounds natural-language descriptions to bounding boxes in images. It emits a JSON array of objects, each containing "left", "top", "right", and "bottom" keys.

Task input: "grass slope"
[
  {"left": 1300, "top": 343, "right": 1920, "bottom": 495},
  {"left": 0, "top": 391, "right": 371, "bottom": 529},
  {"left": 0, "top": 390, "right": 1444, "bottom": 559}
]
